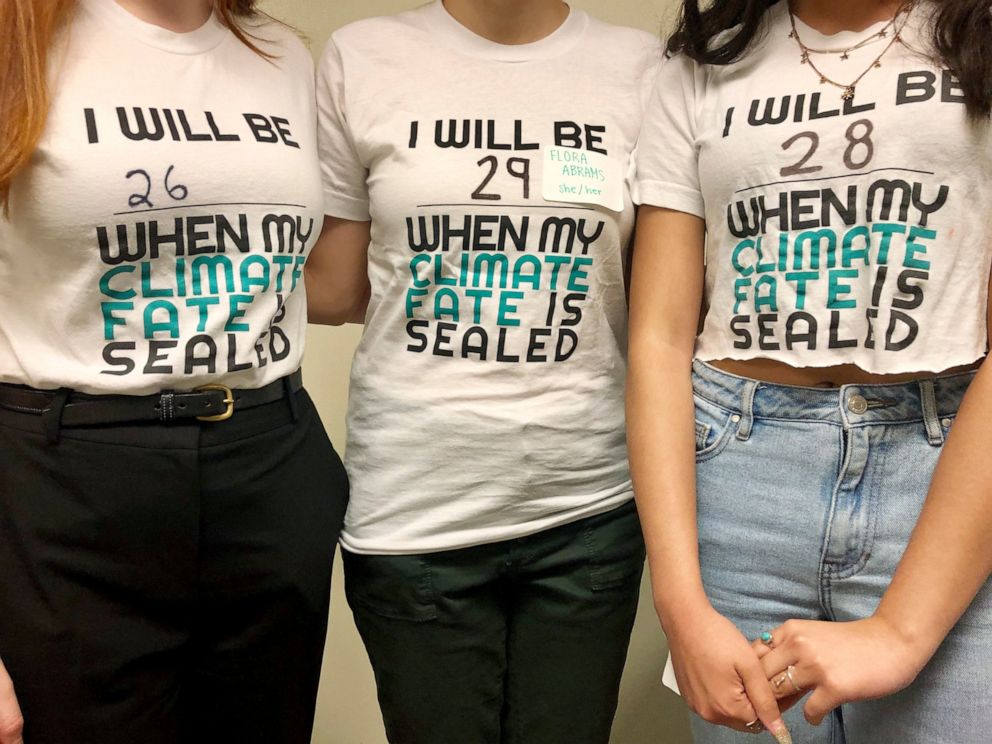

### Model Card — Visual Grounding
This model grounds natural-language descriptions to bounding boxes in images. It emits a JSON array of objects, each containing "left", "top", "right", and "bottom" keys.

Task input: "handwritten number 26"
[{"left": 126, "top": 165, "right": 188, "bottom": 209}]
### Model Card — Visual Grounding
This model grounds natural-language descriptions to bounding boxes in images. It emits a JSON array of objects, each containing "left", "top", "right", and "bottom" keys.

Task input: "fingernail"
[{"left": 769, "top": 720, "right": 792, "bottom": 744}]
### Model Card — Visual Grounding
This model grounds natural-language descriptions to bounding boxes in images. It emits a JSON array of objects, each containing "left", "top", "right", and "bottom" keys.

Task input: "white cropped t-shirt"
[{"left": 635, "top": 2, "right": 992, "bottom": 373}]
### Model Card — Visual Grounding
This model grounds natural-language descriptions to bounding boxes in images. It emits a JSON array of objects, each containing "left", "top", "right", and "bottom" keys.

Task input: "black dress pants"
[{"left": 0, "top": 388, "right": 347, "bottom": 744}]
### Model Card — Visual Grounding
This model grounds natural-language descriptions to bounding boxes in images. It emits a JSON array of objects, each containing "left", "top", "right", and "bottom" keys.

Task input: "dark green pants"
[{"left": 343, "top": 500, "right": 645, "bottom": 744}]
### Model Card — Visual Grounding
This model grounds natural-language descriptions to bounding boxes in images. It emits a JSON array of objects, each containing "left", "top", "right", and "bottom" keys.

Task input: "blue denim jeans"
[{"left": 689, "top": 361, "right": 992, "bottom": 744}]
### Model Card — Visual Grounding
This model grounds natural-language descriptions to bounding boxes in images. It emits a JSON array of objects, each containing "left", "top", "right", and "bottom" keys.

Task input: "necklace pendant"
[
  {"left": 842, "top": 86, "right": 856, "bottom": 101},
  {"left": 819, "top": 76, "right": 827, "bottom": 84},
  {"left": 841, "top": 52, "right": 849, "bottom": 60}
]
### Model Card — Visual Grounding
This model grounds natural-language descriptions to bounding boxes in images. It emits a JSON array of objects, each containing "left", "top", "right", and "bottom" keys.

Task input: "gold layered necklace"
[{"left": 787, "top": 1, "right": 914, "bottom": 100}]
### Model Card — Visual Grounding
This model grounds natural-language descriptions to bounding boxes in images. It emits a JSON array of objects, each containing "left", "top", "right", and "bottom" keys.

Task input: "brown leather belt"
[{"left": 0, "top": 370, "right": 303, "bottom": 426}]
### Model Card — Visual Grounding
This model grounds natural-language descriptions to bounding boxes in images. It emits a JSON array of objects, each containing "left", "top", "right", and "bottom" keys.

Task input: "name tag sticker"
[{"left": 542, "top": 146, "right": 624, "bottom": 212}]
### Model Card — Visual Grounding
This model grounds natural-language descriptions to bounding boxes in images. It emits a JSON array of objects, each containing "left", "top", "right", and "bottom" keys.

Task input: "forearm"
[
  {"left": 305, "top": 268, "right": 368, "bottom": 325},
  {"left": 305, "top": 288, "right": 344, "bottom": 325},
  {"left": 344, "top": 283, "right": 371, "bottom": 324},
  {"left": 306, "top": 268, "right": 369, "bottom": 326},
  {"left": 626, "top": 207, "right": 710, "bottom": 630},
  {"left": 304, "top": 216, "right": 372, "bottom": 325},
  {"left": 875, "top": 359, "right": 992, "bottom": 659},
  {"left": 628, "top": 341, "right": 710, "bottom": 630}
]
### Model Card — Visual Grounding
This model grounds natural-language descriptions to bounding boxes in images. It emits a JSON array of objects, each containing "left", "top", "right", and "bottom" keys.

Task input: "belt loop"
[
  {"left": 283, "top": 375, "right": 299, "bottom": 422},
  {"left": 918, "top": 379, "right": 944, "bottom": 447},
  {"left": 42, "top": 388, "right": 72, "bottom": 445},
  {"left": 736, "top": 380, "right": 757, "bottom": 441},
  {"left": 159, "top": 392, "right": 176, "bottom": 423}
]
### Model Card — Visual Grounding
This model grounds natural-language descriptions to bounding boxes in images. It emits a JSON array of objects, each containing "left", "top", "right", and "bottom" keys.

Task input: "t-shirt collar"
[
  {"left": 423, "top": 0, "right": 588, "bottom": 63},
  {"left": 780, "top": 1, "right": 902, "bottom": 50},
  {"left": 79, "top": 0, "right": 230, "bottom": 55}
]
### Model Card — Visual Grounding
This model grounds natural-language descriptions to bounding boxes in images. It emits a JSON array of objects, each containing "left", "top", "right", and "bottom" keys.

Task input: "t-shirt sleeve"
[
  {"left": 632, "top": 53, "right": 705, "bottom": 218},
  {"left": 316, "top": 36, "right": 371, "bottom": 221}
]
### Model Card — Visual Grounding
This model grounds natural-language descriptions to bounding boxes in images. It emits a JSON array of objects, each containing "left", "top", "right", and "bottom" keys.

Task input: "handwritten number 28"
[
  {"left": 843, "top": 120, "right": 874, "bottom": 170},
  {"left": 126, "top": 165, "right": 188, "bottom": 209},
  {"left": 780, "top": 119, "right": 875, "bottom": 177},
  {"left": 779, "top": 132, "right": 822, "bottom": 177}
]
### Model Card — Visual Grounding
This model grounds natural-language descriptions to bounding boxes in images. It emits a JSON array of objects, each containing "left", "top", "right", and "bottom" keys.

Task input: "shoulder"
[
  {"left": 584, "top": 14, "right": 663, "bottom": 71},
  {"left": 326, "top": 6, "right": 430, "bottom": 58},
  {"left": 238, "top": 14, "right": 314, "bottom": 71},
  {"left": 585, "top": 15, "right": 660, "bottom": 51},
  {"left": 650, "top": 51, "right": 702, "bottom": 105}
]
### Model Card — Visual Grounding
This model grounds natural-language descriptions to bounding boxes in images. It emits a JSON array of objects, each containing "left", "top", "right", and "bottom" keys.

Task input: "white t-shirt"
[
  {"left": 0, "top": 0, "right": 323, "bottom": 395},
  {"left": 318, "top": 2, "right": 660, "bottom": 554},
  {"left": 635, "top": 3, "right": 992, "bottom": 373}
]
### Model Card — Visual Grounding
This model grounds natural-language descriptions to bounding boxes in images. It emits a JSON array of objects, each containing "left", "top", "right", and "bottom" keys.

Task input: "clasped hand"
[
  {"left": 751, "top": 615, "right": 925, "bottom": 725},
  {"left": 668, "top": 608, "right": 926, "bottom": 741}
]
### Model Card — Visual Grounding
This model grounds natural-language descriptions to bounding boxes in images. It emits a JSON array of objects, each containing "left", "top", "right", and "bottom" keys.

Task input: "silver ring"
[
  {"left": 785, "top": 664, "right": 803, "bottom": 694},
  {"left": 745, "top": 719, "right": 765, "bottom": 734}
]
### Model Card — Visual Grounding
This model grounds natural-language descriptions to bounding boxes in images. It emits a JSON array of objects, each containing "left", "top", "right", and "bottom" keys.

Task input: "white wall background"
[{"left": 257, "top": 2, "right": 692, "bottom": 741}]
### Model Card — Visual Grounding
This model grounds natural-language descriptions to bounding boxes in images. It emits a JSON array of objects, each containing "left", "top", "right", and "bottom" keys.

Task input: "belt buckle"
[{"left": 194, "top": 383, "right": 235, "bottom": 422}]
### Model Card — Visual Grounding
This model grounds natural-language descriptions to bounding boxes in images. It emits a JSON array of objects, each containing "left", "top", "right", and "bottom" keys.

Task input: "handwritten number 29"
[
  {"left": 780, "top": 118, "right": 875, "bottom": 177},
  {"left": 471, "top": 156, "right": 531, "bottom": 201}
]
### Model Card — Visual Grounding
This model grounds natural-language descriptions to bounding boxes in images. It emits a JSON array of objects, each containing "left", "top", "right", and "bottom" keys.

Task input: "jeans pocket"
[
  {"left": 342, "top": 549, "right": 437, "bottom": 622},
  {"left": 582, "top": 501, "right": 646, "bottom": 592},
  {"left": 693, "top": 394, "right": 737, "bottom": 462}
]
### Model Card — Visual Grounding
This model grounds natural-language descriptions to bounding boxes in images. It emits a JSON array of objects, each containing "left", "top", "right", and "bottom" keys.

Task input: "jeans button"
[{"left": 848, "top": 394, "right": 868, "bottom": 415}]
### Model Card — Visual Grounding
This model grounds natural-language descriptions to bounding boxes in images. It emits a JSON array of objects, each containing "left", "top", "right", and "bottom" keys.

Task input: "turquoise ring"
[{"left": 760, "top": 631, "right": 774, "bottom": 647}]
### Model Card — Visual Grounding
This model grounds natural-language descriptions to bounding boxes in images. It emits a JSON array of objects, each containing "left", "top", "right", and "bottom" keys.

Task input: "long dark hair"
[{"left": 667, "top": 1, "right": 992, "bottom": 119}]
